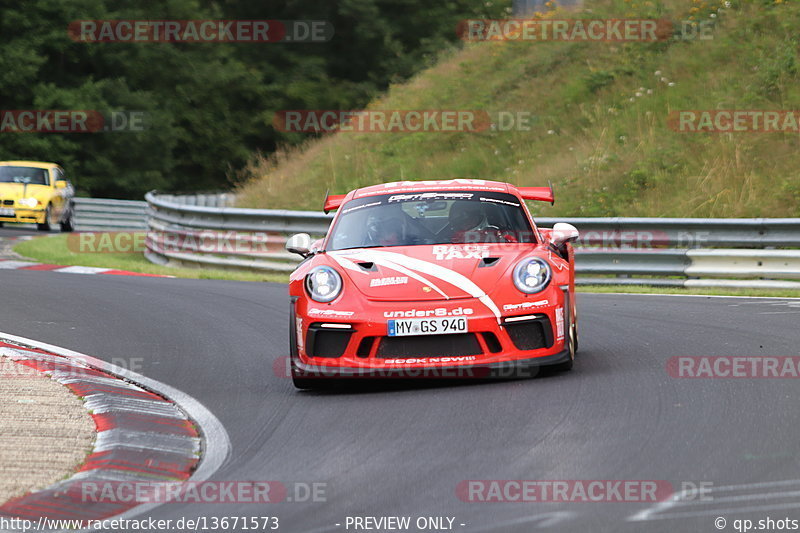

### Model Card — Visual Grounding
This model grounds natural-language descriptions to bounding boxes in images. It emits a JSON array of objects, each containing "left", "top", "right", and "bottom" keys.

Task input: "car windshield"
[
  {"left": 0, "top": 166, "right": 49, "bottom": 185},
  {"left": 328, "top": 191, "right": 536, "bottom": 250}
]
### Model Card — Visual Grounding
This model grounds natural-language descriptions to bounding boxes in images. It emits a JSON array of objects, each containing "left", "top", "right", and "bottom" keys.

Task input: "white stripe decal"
[
  {"left": 328, "top": 253, "right": 369, "bottom": 275},
  {"left": 329, "top": 252, "right": 450, "bottom": 299},
  {"left": 346, "top": 250, "right": 503, "bottom": 321},
  {"left": 363, "top": 258, "right": 451, "bottom": 299}
]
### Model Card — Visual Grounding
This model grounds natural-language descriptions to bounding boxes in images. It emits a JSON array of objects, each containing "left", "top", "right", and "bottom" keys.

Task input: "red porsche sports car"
[{"left": 286, "top": 179, "right": 580, "bottom": 389}]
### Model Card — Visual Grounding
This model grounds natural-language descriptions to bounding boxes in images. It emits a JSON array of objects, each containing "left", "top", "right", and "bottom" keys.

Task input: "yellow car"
[{"left": 0, "top": 161, "right": 75, "bottom": 231}]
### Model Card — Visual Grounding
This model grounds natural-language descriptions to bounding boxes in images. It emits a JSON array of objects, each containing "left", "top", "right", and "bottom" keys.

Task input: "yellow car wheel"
[
  {"left": 37, "top": 206, "right": 51, "bottom": 232},
  {"left": 60, "top": 205, "right": 75, "bottom": 232}
]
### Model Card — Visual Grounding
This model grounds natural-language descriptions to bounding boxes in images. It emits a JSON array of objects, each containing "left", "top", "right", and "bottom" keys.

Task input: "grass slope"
[{"left": 237, "top": 0, "right": 800, "bottom": 218}]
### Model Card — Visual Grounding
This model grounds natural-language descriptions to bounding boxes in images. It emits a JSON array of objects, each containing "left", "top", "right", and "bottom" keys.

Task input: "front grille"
[
  {"left": 376, "top": 333, "right": 483, "bottom": 358},
  {"left": 504, "top": 317, "right": 553, "bottom": 351},
  {"left": 306, "top": 323, "right": 353, "bottom": 358},
  {"left": 2, "top": 200, "right": 13, "bottom": 206}
]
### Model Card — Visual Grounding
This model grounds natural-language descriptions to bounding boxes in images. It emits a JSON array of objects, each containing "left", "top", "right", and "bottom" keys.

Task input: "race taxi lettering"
[
  {"left": 432, "top": 244, "right": 490, "bottom": 260},
  {"left": 370, "top": 276, "right": 409, "bottom": 287},
  {"left": 503, "top": 299, "right": 549, "bottom": 311},
  {"left": 383, "top": 307, "right": 474, "bottom": 318}
]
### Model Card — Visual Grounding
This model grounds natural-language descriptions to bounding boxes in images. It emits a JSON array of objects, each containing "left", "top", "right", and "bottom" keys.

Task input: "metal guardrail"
[
  {"left": 151, "top": 193, "right": 237, "bottom": 208},
  {"left": 73, "top": 198, "right": 147, "bottom": 231},
  {"left": 73, "top": 193, "right": 236, "bottom": 232},
  {"left": 144, "top": 192, "right": 332, "bottom": 272},
  {"left": 536, "top": 217, "right": 800, "bottom": 248},
  {"left": 142, "top": 192, "right": 800, "bottom": 288}
]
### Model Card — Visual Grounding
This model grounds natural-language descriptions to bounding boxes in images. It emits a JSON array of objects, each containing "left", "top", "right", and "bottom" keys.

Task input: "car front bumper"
[
  {"left": 292, "top": 347, "right": 571, "bottom": 380},
  {"left": 292, "top": 288, "right": 572, "bottom": 376},
  {"left": 0, "top": 208, "right": 47, "bottom": 224}
]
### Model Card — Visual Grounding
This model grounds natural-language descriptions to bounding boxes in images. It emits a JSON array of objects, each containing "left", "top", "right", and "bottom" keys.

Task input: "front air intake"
[
  {"left": 376, "top": 333, "right": 483, "bottom": 358},
  {"left": 503, "top": 316, "right": 553, "bottom": 351}
]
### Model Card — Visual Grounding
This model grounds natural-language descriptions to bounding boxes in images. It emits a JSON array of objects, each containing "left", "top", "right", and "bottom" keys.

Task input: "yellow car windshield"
[{"left": 0, "top": 166, "right": 49, "bottom": 186}]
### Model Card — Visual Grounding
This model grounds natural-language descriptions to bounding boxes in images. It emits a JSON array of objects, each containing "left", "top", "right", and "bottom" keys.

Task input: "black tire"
[
  {"left": 552, "top": 306, "right": 576, "bottom": 372},
  {"left": 552, "top": 325, "right": 575, "bottom": 372},
  {"left": 59, "top": 206, "right": 74, "bottom": 232},
  {"left": 573, "top": 310, "right": 579, "bottom": 354},
  {"left": 37, "top": 206, "right": 51, "bottom": 231}
]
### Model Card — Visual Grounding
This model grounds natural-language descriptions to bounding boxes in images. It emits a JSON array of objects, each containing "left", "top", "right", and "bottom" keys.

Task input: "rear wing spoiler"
[
  {"left": 323, "top": 192, "right": 346, "bottom": 213},
  {"left": 323, "top": 184, "right": 553, "bottom": 212},
  {"left": 517, "top": 184, "right": 554, "bottom": 205}
]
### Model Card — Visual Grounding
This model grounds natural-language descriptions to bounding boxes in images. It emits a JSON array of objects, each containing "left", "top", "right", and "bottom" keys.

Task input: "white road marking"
[
  {"left": 53, "top": 265, "right": 112, "bottom": 274},
  {"left": 583, "top": 292, "right": 800, "bottom": 301},
  {"left": 629, "top": 479, "right": 800, "bottom": 522},
  {"left": 0, "top": 260, "right": 38, "bottom": 269}
]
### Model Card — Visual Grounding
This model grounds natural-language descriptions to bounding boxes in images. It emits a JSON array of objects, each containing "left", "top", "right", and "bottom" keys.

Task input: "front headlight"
[
  {"left": 305, "top": 266, "right": 343, "bottom": 303},
  {"left": 512, "top": 257, "right": 551, "bottom": 294},
  {"left": 17, "top": 198, "right": 39, "bottom": 208}
]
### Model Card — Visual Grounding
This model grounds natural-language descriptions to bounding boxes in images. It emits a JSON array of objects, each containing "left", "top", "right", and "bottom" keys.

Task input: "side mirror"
[
  {"left": 55, "top": 180, "right": 68, "bottom": 189},
  {"left": 551, "top": 223, "right": 579, "bottom": 247},
  {"left": 286, "top": 233, "right": 312, "bottom": 257}
]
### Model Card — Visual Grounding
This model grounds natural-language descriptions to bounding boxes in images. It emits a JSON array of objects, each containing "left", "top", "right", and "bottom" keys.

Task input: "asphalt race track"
[
  {"left": 1, "top": 264, "right": 799, "bottom": 533},
  {"left": 0, "top": 225, "right": 54, "bottom": 238}
]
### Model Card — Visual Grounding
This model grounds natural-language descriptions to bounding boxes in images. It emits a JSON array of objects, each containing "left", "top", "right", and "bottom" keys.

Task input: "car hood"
[
  {"left": 0, "top": 183, "right": 49, "bottom": 199},
  {"left": 327, "top": 244, "right": 542, "bottom": 302}
]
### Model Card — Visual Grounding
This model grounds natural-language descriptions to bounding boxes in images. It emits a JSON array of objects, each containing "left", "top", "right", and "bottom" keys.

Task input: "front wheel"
[
  {"left": 60, "top": 206, "right": 75, "bottom": 232},
  {"left": 37, "top": 206, "right": 51, "bottom": 231},
  {"left": 552, "top": 315, "right": 576, "bottom": 373}
]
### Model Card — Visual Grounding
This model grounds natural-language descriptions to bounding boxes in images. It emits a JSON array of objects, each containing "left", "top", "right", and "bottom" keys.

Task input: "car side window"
[
  {"left": 55, "top": 168, "right": 72, "bottom": 190},
  {"left": 52, "top": 168, "right": 64, "bottom": 186}
]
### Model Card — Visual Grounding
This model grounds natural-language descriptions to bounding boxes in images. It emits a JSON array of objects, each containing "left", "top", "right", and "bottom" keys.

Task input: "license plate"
[
  {"left": 0, "top": 208, "right": 14, "bottom": 217},
  {"left": 388, "top": 317, "right": 468, "bottom": 337}
]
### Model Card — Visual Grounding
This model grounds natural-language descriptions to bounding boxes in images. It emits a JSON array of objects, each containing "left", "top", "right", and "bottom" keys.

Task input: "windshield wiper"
[{"left": 335, "top": 244, "right": 390, "bottom": 251}]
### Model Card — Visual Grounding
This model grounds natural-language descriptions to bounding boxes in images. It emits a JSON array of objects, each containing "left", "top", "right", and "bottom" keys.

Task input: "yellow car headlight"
[{"left": 17, "top": 197, "right": 39, "bottom": 208}]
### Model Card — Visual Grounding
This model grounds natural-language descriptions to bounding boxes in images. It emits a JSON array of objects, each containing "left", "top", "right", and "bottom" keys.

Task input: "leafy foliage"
[{"left": 0, "top": 0, "right": 507, "bottom": 197}]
